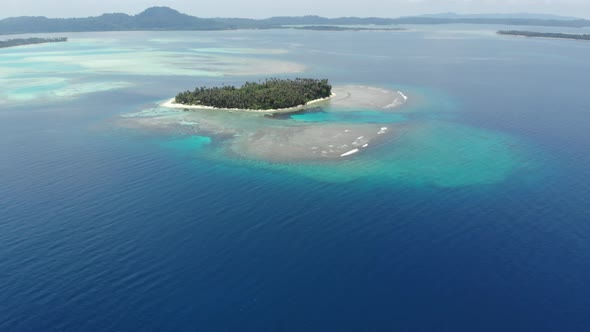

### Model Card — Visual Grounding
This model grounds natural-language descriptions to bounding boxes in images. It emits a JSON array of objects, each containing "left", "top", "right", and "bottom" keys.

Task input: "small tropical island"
[
  {"left": 127, "top": 85, "right": 409, "bottom": 161},
  {"left": 172, "top": 78, "right": 333, "bottom": 111},
  {"left": 498, "top": 30, "right": 590, "bottom": 41},
  {"left": 0, "top": 37, "right": 68, "bottom": 49}
]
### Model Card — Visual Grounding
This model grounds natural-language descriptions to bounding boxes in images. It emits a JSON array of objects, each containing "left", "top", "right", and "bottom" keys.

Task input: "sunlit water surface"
[{"left": 1, "top": 28, "right": 590, "bottom": 331}]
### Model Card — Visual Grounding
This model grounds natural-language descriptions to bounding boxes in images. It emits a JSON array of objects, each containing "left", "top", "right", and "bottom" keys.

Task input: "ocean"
[{"left": 1, "top": 27, "right": 590, "bottom": 331}]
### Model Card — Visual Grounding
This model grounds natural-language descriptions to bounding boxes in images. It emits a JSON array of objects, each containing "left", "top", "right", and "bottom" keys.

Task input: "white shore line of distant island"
[{"left": 160, "top": 93, "right": 336, "bottom": 114}]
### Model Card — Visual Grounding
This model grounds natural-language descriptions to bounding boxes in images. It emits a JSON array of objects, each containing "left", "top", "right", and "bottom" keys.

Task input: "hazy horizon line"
[{"left": 1, "top": 6, "right": 587, "bottom": 21}]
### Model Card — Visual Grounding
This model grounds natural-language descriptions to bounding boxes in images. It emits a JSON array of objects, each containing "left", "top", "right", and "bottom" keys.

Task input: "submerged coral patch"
[{"left": 120, "top": 84, "right": 536, "bottom": 187}]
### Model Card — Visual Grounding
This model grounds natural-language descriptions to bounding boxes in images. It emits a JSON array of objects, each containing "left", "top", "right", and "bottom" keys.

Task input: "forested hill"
[
  {"left": 0, "top": 7, "right": 231, "bottom": 34},
  {"left": 2, "top": 6, "right": 590, "bottom": 35},
  {"left": 218, "top": 15, "right": 590, "bottom": 28}
]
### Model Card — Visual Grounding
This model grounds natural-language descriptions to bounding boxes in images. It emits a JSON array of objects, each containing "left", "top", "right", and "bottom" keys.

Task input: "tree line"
[
  {"left": 0, "top": 37, "right": 67, "bottom": 49},
  {"left": 498, "top": 30, "right": 590, "bottom": 41},
  {"left": 175, "top": 78, "right": 332, "bottom": 110}
]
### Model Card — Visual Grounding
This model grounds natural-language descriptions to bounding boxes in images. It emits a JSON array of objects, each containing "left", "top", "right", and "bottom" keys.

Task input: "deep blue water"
[{"left": 1, "top": 28, "right": 590, "bottom": 331}]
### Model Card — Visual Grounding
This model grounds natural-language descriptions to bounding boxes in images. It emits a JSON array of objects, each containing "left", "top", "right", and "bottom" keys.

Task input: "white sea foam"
[
  {"left": 383, "top": 99, "right": 401, "bottom": 108},
  {"left": 179, "top": 120, "right": 199, "bottom": 126},
  {"left": 340, "top": 148, "right": 360, "bottom": 157},
  {"left": 382, "top": 91, "right": 408, "bottom": 108},
  {"left": 398, "top": 91, "right": 408, "bottom": 101}
]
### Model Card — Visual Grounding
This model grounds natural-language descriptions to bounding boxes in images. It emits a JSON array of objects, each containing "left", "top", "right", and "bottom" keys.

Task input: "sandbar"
[{"left": 330, "top": 85, "right": 408, "bottom": 110}]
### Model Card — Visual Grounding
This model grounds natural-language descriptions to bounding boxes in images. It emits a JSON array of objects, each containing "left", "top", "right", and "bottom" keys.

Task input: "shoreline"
[
  {"left": 497, "top": 31, "right": 590, "bottom": 43},
  {"left": 123, "top": 85, "right": 409, "bottom": 162},
  {"left": 160, "top": 93, "right": 336, "bottom": 114},
  {"left": 501, "top": 35, "right": 590, "bottom": 43}
]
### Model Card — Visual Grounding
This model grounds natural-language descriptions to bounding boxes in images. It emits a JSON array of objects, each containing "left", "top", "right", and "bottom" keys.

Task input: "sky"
[{"left": 3, "top": 0, "right": 590, "bottom": 19}]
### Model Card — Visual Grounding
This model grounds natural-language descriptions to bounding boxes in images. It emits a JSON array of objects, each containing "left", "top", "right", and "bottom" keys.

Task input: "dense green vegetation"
[
  {"left": 175, "top": 78, "right": 332, "bottom": 110},
  {"left": 0, "top": 37, "right": 67, "bottom": 48},
  {"left": 2, "top": 6, "right": 590, "bottom": 35},
  {"left": 498, "top": 30, "right": 590, "bottom": 41}
]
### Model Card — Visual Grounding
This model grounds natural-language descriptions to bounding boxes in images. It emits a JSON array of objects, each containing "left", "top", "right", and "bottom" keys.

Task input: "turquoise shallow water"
[
  {"left": 139, "top": 81, "right": 528, "bottom": 188},
  {"left": 1, "top": 29, "right": 589, "bottom": 331},
  {"left": 204, "top": 120, "right": 535, "bottom": 187},
  {"left": 290, "top": 109, "right": 407, "bottom": 123},
  {"left": 159, "top": 136, "right": 212, "bottom": 152}
]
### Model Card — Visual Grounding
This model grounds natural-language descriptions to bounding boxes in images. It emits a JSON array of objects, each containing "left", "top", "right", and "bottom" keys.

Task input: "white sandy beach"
[{"left": 160, "top": 93, "right": 336, "bottom": 114}]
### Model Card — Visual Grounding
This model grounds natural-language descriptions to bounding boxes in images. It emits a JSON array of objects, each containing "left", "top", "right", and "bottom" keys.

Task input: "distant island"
[
  {"left": 173, "top": 78, "right": 332, "bottom": 111},
  {"left": 498, "top": 30, "right": 590, "bottom": 41},
  {"left": 0, "top": 37, "right": 67, "bottom": 48},
  {"left": 2, "top": 6, "right": 590, "bottom": 35},
  {"left": 292, "top": 26, "right": 406, "bottom": 32}
]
